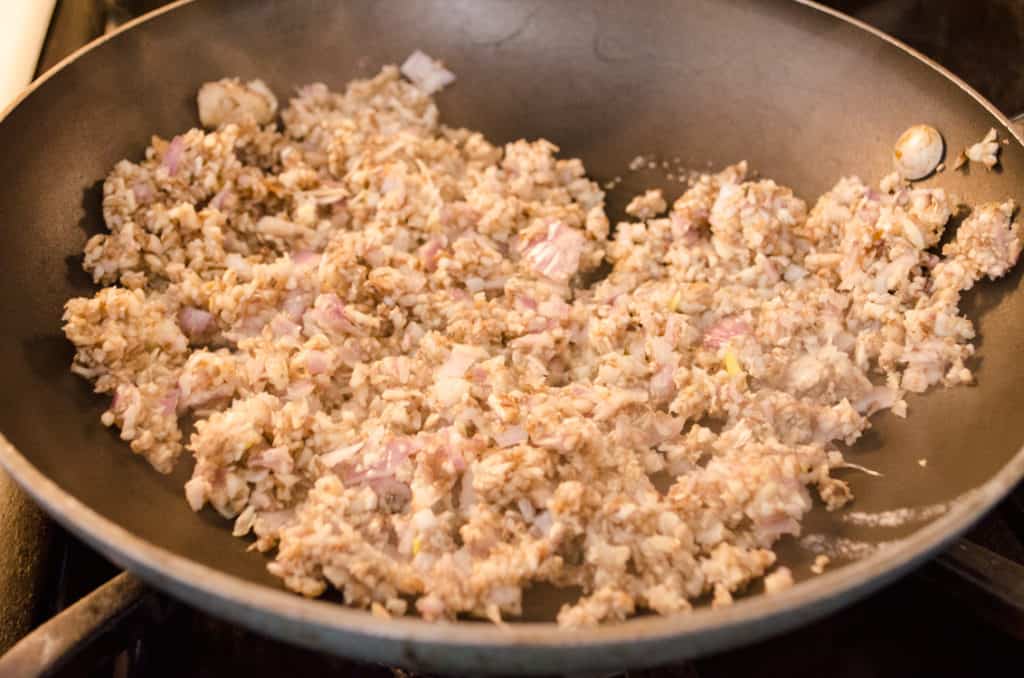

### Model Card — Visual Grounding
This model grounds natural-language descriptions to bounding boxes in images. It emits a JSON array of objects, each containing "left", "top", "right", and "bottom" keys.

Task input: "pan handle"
[
  {"left": 926, "top": 538, "right": 1024, "bottom": 639},
  {"left": 0, "top": 571, "right": 151, "bottom": 676}
]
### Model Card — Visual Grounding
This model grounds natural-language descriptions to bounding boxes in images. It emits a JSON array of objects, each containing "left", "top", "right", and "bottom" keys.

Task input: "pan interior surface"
[{"left": 1, "top": 0, "right": 1023, "bottom": 673}]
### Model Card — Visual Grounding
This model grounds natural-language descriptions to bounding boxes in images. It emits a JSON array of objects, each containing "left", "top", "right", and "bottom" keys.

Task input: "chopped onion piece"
[{"left": 400, "top": 50, "right": 456, "bottom": 95}]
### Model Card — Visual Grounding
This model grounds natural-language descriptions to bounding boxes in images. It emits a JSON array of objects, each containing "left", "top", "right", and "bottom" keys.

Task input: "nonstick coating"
[{"left": 1, "top": 0, "right": 1023, "bottom": 673}]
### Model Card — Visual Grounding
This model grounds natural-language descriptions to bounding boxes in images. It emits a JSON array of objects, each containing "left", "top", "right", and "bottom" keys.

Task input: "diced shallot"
[
  {"left": 292, "top": 250, "right": 321, "bottom": 267},
  {"left": 251, "top": 446, "right": 294, "bottom": 475},
  {"left": 437, "top": 344, "right": 488, "bottom": 379},
  {"left": 650, "top": 365, "right": 676, "bottom": 401},
  {"left": 521, "top": 221, "right": 585, "bottom": 282},
  {"left": 342, "top": 437, "right": 419, "bottom": 485},
  {"left": 537, "top": 297, "right": 571, "bottom": 321},
  {"left": 649, "top": 336, "right": 675, "bottom": 365},
  {"left": 418, "top": 238, "right": 444, "bottom": 272},
  {"left": 319, "top": 442, "right": 364, "bottom": 469},
  {"left": 132, "top": 183, "right": 154, "bottom": 204},
  {"left": 159, "top": 389, "right": 180, "bottom": 416},
  {"left": 702, "top": 317, "right": 751, "bottom": 350},
  {"left": 311, "top": 293, "right": 374, "bottom": 336},
  {"left": 162, "top": 135, "right": 185, "bottom": 176},
  {"left": 400, "top": 50, "right": 456, "bottom": 95},
  {"left": 305, "top": 350, "right": 330, "bottom": 375},
  {"left": 853, "top": 386, "right": 899, "bottom": 415},
  {"left": 209, "top": 187, "right": 231, "bottom": 210},
  {"left": 178, "top": 306, "right": 215, "bottom": 340},
  {"left": 494, "top": 426, "right": 528, "bottom": 448},
  {"left": 369, "top": 477, "right": 412, "bottom": 511}
]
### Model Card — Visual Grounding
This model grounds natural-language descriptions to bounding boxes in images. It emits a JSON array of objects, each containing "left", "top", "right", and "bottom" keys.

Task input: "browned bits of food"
[
  {"left": 957, "top": 127, "right": 1001, "bottom": 171},
  {"left": 63, "top": 57, "right": 1022, "bottom": 627}
]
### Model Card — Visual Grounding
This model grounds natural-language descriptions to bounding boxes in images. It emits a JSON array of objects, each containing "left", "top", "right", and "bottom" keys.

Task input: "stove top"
[{"left": 3, "top": 1, "right": 1024, "bottom": 676}]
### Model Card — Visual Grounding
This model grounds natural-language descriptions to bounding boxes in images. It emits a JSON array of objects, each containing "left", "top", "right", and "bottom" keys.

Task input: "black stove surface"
[
  {"left": 28, "top": 500, "right": 1024, "bottom": 678},
  {"left": 3, "top": 1, "right": 1024, "bottom": 676}
]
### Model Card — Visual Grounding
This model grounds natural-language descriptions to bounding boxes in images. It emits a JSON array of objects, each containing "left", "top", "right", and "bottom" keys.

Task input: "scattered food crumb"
[
  {"left": 628, "top": 155, "right": 646, "bottom": 171},
  {"left": 811, "top": 555, "right": 831, "bottom": 575},
  {"left": 711, "top": 584, "right": 734, "bottom": 608},
  {"left": 764, "top": 567, "right": 795, "bottom": 593},
  {"left": 399, "top": 50, "right": 456, "bottom": 95},
  {"left": 964, "top": 128, "right": 1001, "bottom": 170},
  {"left": 837, "top": 460, "right": 883, "bottom": 477},
  {"left": 953, "top": 150, "right": 968, "bottom": 171},
  {"left": 918, "top": 458, "right": 928, "bottom": 467},
  {"left": 935, "top": 162, "right": 945, "bottom": 172},
  {"left": 625, "top": 188, "right": 667, "bottom": 219}
]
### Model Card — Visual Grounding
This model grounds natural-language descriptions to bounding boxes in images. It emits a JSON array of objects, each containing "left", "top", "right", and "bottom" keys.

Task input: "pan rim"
[{"left": 2, "top": 0, "right": 1024, "bottom": 669}]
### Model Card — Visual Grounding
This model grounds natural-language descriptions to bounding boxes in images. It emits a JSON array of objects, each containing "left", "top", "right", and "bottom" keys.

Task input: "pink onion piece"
[
  {"left": 341, "top": 437, "right": 419, "bottom": 485},
  {"left": 494, "top": 426, "right": 528, "bottom": 448},
  {"left": 853, "top": 386, "right": 898, "bottom": 416},
  {"left": 162, "top": 135, "right": 185, "bottom": 176},
  {"left": 400, "top": 50, "right": 456, "bottom": 95},
  {"left": 178, "top": 306, "right": 215, "bottom": 341},
  {"left": 320, "top": 442, "right": 364, "bottom": 469},
  {"left": 286, "top": 379, "right": 315, "bottom": 401},
  {"left": 649, "top": 336, "right": 675, "bottom": 365},
  {"left": 517, "top": 295, "right": 538, "bottom": 311},
  {"left": 132, "top": 183, "right": 154, "bottom": 205},
  {"left": 305, "top": 350, "right": 330, "bottom": 375},
  {"left": 292, "top": 250, "right": 321, "bottom": 267},
  {"left": 437, "top": 345, "right": 486, "bottom": 379},
  {"left": 761, "top": 258, "right": 780, "bottom": 283},
  {"left": 251, "top": 446, "right": 293, "bottom": 475},
  {"left": 521, "top": 221, "right": 585, "bottom": 282},
  {"left": 650, "top": 365, "right": 676, "bottom": 401},
  {"left": 369, "top": 477, "right": 412, "bottom": 511},
  {"left": 670, "top": 212, "right": 698, "bottom": 241},
  {"left": 447, "top": 448, "right": 468, "bottom": 472},
  {"left": 537, "top": 297, "right": 571, "bottom": 321},
  {"left": 210, "top": 187, "right": 231, "bottom": 210},
  {"left": 386, "top": 437, "right": 416, "bottom": 467},
  {"left": 110, "top": 386, "right": 127, "bottom": 412},
  {"left": 702, "top": 317, "right": 751, "bottom": 350},
  {"left": 311, "top": 293, "right": 364, "bottom": 336},
  {"left": 418, "top": 238, "right": 444, "bottom": 272},
  {"left": 159, "top": 389, "right": 180, "bottom": 416},
  {"left": 282, "top": 290, "right": 312, "bottom": 321},
  {"left": 270, "top": 315, "right": 301, "bottom": 338}
]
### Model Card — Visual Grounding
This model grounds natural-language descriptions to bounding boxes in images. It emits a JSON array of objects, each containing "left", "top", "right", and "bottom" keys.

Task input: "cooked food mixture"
[{"left": 63, "top": 58, "right": 1022, "bottom": 627}]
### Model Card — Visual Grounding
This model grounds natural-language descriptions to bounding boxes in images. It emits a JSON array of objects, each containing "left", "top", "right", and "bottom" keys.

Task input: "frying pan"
[{"left": 1, "top": 0, "right": 1023, "bottom": 674}]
